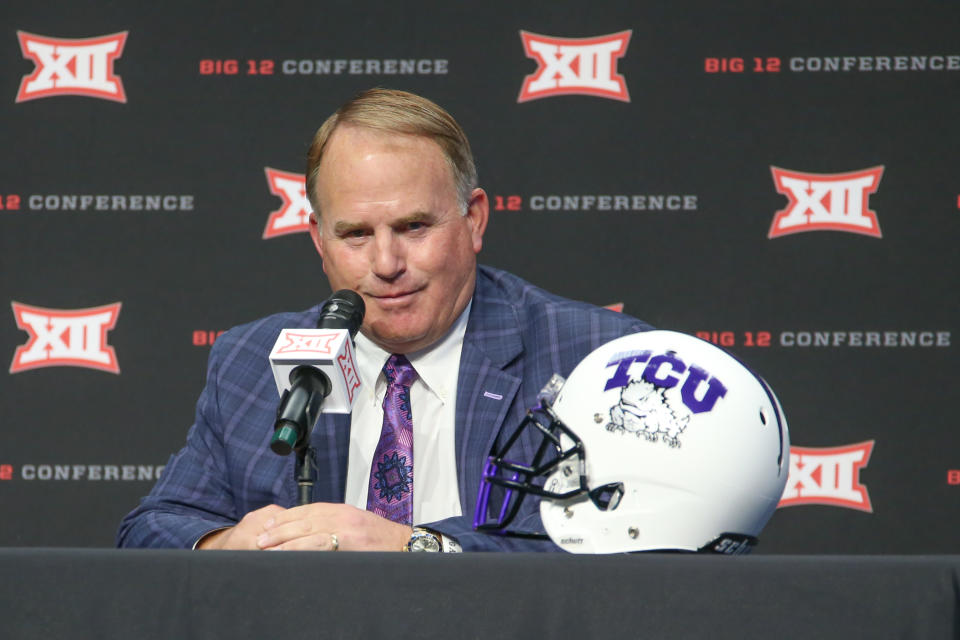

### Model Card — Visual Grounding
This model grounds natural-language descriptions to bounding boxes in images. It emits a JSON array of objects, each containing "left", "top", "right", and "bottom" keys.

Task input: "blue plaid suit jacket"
[{"left": 117, "top": 265, "right": 651, "bottom": 550}]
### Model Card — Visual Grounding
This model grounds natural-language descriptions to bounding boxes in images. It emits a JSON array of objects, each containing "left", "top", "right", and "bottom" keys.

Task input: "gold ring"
[{"left": 329, "top": 533, "right": 339, "bottom": 551}]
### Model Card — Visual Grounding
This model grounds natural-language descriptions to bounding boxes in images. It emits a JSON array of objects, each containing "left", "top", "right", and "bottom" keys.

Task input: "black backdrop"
[{"left": 1, "top": 1, "right": 957, "bottom": 553}]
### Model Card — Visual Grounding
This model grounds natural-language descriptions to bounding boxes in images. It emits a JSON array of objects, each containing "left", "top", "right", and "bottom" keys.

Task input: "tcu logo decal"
[
  {"left": 779, "top": 441, "right": 874, "bottom": 512},
  {"left": 518, "top": 30, "right": 631, "bottom": 102},
  {"left": 602, "top": 350, "right": 728, "bottom": 448},
  {"left": 604, "top": 350, "right": 728, "bottom": 413},
  {"left": 16, "top": 31, "right": 128, "bottom": 103},
  {"left": 10, "top": 302, "right": 122, "bottom": 373},
  {"left": 264, "top": 168, "right": 311, "bottom": 238},
  {"left": 276, "top": 332, "right": 339, "bottom": 355},
  {"left": 769, "top": 166, "right": 884, "bottom": 238}
]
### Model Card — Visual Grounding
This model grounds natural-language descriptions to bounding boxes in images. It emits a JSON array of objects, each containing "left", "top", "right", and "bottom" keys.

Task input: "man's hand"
[
  {"left": 256, "top": 502, "right": 413, "bottom": 551},
  {"left": 196, "top": 504, "right": 288, "bottom": 550}
]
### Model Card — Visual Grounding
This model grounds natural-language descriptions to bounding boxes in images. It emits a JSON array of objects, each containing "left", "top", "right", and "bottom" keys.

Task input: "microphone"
[{"left": 269, "top": 290, "right": 365, "bottom": 456}]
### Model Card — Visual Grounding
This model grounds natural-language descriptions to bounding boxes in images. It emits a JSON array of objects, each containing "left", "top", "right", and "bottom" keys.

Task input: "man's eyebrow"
[
  {"left": 393, "top": 211, "right": 435, "bottom": 226},
  {"left": 332, "top": 220, "right": 368, "bottom": 236},
  {"left": 332, "top": 211, "right": 437, "bottom": 236}
]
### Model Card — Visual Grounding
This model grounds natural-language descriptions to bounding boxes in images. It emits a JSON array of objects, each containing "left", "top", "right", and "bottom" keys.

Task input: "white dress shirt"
[{"left": 343, "top": 303, "right": 470, "bottom": 525}]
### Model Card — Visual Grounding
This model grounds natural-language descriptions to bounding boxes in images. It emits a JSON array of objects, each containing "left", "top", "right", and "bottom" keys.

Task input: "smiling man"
[
  {"left": 311, "top": 124, "right": 485, "bottom": 355},
  {"left": 117, "top": 89, "right": 651, "bottom": 552}
]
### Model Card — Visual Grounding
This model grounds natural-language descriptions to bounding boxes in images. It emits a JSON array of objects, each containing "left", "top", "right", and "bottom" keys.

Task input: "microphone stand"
[
  {"left": 295, "top": 446, "right": 319, "bottom": 507},
  {"left": 273, "top": 365, "right": 332, "bottom": 506},
  {"left": 270, "top": 289, "right": 365, "bottom": 507}
]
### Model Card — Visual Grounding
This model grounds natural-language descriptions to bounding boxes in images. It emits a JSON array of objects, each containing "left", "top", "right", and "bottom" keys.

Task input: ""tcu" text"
[{"left": 604, "top": 350, "right": 728, "bottom": 414}]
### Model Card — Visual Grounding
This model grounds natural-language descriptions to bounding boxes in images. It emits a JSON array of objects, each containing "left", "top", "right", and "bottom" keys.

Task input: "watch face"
[{"left": 409, "top": 532, "right": 441, "bottom": 552}]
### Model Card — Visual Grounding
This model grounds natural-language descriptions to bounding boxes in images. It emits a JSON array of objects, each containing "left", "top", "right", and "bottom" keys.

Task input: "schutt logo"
[
  {"left": 769, "top": 166, "right": 884, "bottom": 238},
  {"left": 518, "top": 30, "right": 631, "bottom": 102},
  {"left": 16, "top": 31, "right": 128, "bottom": 103},
  {"left": 10, "top": 302, "right": 122, "bottom": 373}
]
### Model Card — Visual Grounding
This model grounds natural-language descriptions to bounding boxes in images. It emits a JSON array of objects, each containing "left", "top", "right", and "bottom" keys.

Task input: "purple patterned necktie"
[{"left": 366, "top": 354, "right": 416, "bottom": 524}]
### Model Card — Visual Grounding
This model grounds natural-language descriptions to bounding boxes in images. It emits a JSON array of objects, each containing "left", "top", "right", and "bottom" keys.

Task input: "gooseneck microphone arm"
[{"left": 270, "top": 290, "right": 365, "bottom": 505}]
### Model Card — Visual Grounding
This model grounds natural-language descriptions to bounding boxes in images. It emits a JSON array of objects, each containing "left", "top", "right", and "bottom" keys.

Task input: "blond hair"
[{"left": 305, "top": 88, "right": 477, "bottom": 216}]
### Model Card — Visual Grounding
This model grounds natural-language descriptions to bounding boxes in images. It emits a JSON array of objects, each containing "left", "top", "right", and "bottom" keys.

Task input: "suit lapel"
[{"left": 455, "top": 270, "right": 524, "bottom": 510}]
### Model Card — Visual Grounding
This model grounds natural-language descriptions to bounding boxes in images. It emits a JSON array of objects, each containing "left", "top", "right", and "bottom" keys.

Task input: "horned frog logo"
[{"left": 606, "top": 378, "right": 689, "bottom": 447}]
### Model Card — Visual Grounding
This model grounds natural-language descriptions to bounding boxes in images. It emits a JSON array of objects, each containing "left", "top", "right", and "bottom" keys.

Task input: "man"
[{"left": 117, "top": 88, "right": 651, "bottom": 552}]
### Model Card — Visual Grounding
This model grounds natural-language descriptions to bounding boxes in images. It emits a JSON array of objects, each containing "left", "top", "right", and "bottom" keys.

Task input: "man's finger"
[
  {"left": 257, "top": 517, "right": 324, "bottom": 548},
  {"left": 260, "top": 531, "right": 341, "bottom": 551}
]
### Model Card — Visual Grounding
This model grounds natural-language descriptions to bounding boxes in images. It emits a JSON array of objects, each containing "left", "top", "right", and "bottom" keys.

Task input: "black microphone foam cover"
[{"left": 316, "top": 290, "right": 365, "bottom": 337}]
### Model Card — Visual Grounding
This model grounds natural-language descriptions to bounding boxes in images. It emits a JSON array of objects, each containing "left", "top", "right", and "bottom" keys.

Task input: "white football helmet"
[{"left": 474, "top": 330, "right": 789, "bottom": 554}]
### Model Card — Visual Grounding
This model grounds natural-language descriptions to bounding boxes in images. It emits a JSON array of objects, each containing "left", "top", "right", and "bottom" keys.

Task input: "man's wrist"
[
  {"left": 194, "top": 527, "right": 231, "bottom": 550},
  {"left": 403, "top": 527, "right": 462, "bottom": 553}
]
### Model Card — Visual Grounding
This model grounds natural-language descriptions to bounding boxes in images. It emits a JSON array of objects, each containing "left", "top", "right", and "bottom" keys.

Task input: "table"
[{"left": 3, "top": 550, "right": 957, "bottom": 639}]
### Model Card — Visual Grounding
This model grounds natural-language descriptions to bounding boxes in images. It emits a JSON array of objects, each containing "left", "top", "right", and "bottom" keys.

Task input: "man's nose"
[{"left": 370, "top": 231, "right": 404, "bottom": 279}]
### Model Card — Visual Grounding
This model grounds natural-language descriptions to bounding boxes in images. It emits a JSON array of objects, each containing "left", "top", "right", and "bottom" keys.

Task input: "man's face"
[{"left": 309, "top": 124, "right": 488, "bottom": 354}]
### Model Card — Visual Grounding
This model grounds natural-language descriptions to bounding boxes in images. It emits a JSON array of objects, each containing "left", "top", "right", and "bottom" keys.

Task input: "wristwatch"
[{"left": 405, "top": 527, "right": 442, "bottom": 552}]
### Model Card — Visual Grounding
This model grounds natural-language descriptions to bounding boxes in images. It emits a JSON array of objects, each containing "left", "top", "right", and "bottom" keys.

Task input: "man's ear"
[
  {"left": 465, "top": 188, "right": 489, "bottom": 254},
  {"left": 308, "top": 212, "right": 323, "bottom": 259}
]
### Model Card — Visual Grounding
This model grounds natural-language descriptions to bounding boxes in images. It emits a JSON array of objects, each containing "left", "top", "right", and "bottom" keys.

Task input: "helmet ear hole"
[
  {"left": 589, "top": 482, "right": 625, "bottom": 511},
  {"left": 759, "top": 408, "right": 768, "bottom": 426}
]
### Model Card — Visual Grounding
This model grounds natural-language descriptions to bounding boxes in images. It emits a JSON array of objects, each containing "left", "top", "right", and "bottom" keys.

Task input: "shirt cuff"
[
  {"left": 439, "top": 532, "right": 462, "bottom": 553},
  {"left": 193, "top": 526, "right": 231, "bottom": 550}
]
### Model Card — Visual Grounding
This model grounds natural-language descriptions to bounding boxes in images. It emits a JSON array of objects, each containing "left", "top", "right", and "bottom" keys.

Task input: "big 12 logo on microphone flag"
[
  {"left": 10, "top": 302, "right": 122, "bottom": 373},
  {"left": 518, "top": 30, "right": 631, "bottom": 102},
  {"left": 16, "top": 31, "right": 128, "bottom": 103},
  {"left": 269, "top": 328, "right": 361, "bottom": 412}
]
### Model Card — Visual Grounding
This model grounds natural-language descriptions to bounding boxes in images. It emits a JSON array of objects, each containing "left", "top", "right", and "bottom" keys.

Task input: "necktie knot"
[{"left": 384, "top": 354, "right": 417, "bottom": 388}]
